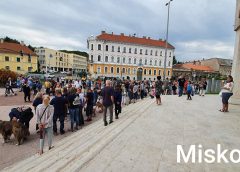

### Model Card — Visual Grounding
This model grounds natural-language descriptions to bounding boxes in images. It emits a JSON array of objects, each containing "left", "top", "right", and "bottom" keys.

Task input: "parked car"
[{"left": 61, "top": 71, "right": 68, "bottom": 74}]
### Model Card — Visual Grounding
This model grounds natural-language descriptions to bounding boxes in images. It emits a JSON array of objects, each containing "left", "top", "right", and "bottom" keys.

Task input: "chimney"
[
  {"left": 20, "top": 41, "right": 24, "bottom": 46},
  {"left": 120, "top": 33, "right": 124, "bottom": 36},
  {"left": 0, "top": 38, "right": 3, "bottom": 43},
  {"left": 101, "top": 30, "right": 106, "bottom": 34},
  {"left": 143, "top": 36, "right": 146, "bottom": 39},
  {"left": 148, "top": 37, "right": 151, "bottom": 39},
  {"left": 111, "top": 32, "right": 113, "bottom": 35}
]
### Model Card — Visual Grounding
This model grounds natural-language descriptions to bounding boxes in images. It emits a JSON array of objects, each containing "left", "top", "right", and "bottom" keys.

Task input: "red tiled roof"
[
  {"left": 96, "top": 33, "right": 175, "bottom": 49},
  {"left": 0, "top": 42, "right": 37, "bottom": 56},
  {"left": 173, "top": 63, "right": 214, "bottom": 71}
]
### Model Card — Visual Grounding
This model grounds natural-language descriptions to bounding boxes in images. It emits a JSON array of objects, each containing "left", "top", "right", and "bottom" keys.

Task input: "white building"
[{"left": 87, "top": 31, "right": 175, "bottom": 80}]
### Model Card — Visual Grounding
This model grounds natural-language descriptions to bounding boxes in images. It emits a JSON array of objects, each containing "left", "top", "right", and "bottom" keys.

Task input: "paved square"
[{"left": 2, "top": 95, "right": 240, "bottom": 172}]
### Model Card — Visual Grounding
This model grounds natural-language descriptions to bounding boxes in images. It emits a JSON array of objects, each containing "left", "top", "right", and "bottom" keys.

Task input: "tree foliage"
[
  {"left": 60, "top": 50, "right": 89, "bottom": 58},
  {"left": 0, "top": 69, "right": 18, "bottom": 87}
]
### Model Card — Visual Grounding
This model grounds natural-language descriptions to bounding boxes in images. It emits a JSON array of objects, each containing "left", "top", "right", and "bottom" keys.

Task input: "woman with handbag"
[
  {"left": 36, "top": 95, "right": 54, "bottom": 155},
  {"left": 219, "top": 75, "right": 234, "bottom": 112}
]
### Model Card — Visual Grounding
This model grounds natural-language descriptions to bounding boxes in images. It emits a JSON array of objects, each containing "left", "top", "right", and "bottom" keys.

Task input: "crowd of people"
[{"left": 4, "top": 74, "right": 234, "bottom": 154}]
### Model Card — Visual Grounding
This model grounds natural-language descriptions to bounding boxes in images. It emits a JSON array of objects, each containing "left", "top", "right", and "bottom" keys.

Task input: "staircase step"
[{"left": 4, "top": 98, "right": 153, "bottom": 172}]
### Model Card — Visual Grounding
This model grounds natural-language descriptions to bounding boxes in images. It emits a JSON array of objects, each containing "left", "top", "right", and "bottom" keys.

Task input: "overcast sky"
[{"left": 0, "top": 0, "right": 236, "bottom": 61}]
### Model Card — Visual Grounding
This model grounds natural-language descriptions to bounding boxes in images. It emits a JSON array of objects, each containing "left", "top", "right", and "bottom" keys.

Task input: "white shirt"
[{"left": 222, "top": 82, "right": 234, "bottom": 93}]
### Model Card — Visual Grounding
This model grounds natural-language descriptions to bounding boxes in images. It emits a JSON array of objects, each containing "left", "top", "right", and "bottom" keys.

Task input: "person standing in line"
[
  {"left": 219, "top": 75, "right": 234, "bottom": 112},
  {"left": 36, "top": 95, "right": 54, "bottom": 155},
  {"left": 114, "top": 85, "right": 122, "bottom": 119},
  {"left": 67, "top": 88, "right": 80, "bottom": 132},
  {"left": 101, "top": 80, "right": 114, "bottom": 126},
  {"left": 85, "top": 88, "right": 94, "bottom": 121},
  {"left": 50, "top": 89, "right": 68, "bottom": 135},
  {"left": 186, "top": 81, "right": 193, "bottom": 100},
  {"left": 23, "top": 81, "right": 31, "bottom": 102},
  {"left": 140, "top": 81, "right": 145, "bottom": 99},
  {"left": 132, "top": 82, "right": 139, "bottom": 103},
  {"left": 77, "top": 88, "right": 85, "bottom": 126},
  {"left": 155, "top": 76, "right": 163, "bottom": 105},
  {"left": 178, "top": 76, "right": 185, "bottom": 97}
]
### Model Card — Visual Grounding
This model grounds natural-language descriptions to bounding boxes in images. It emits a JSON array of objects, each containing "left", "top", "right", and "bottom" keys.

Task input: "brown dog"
[
  {"left": 93, "top": 102, "right": 104, "bottom": 116},
  {"left": 0, "top": 120, "right": 13, "bottom": 143},
  {"left": 12, "top": 120, "right": 29, "bottom": 146}
]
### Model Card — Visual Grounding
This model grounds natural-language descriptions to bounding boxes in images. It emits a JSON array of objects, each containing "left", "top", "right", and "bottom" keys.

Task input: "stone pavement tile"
[
  {"left": 158, "top": 162, "right": 185, "bottom": 172},
  {"left": 205, "top": 163, "right": 239, "bottom": 172}
]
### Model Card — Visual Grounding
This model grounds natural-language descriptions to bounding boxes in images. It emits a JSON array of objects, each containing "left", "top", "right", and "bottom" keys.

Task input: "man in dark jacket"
[
  {"left": 101, "top": 80, "right": 114, "bottom": 126},
  {"left": 114, "top": 86, "right": 122, "bottom": 119}
]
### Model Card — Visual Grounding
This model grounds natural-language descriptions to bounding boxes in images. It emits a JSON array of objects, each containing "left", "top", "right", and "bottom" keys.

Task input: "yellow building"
[
  {"left": 0, "top": 40, "right": 38, "bottom": 74},
  {"left": 88, "top": 31, "right": 175, "bottom": 80}
]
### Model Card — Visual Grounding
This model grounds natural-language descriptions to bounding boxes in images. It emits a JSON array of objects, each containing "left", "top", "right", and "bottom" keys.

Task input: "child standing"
[{"left": 187, "top": 81, "right": 192, "bottom": 100}]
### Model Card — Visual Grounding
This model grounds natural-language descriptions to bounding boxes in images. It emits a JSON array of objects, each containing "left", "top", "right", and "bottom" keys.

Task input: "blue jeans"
[
  {"left": 178, "top": 86, "right": 183, "bottom": 96},
  {"left": 39, "top": 127, "right": 53, "bottom": 151},
  {"left": 69, "top": 108, "right": 79, "bottom": 130}
]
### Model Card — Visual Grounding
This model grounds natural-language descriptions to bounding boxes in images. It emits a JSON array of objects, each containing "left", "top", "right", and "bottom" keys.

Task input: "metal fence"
[{"left": 206, "top": 78, "right": 224, "bottom": 94}]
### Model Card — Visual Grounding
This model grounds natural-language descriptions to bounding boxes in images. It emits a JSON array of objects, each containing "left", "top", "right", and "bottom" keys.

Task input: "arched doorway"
[{"left": 137, "top": 68, "right": 143, "bottom": 81}]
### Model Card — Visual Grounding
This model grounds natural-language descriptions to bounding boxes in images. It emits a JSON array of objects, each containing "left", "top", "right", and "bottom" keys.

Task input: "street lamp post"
[{"left": 163, "top": 0, "right": 173, "bottom": 81}]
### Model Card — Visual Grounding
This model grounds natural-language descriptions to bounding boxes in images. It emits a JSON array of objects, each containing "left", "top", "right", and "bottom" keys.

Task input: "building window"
[
  {"left": 134, "top": 48, "right": 137, "bottom": 54},
  {"left": 149, "top": 69, "right": 152, "bottom": 75},
  {"left": 5, "top": 56, "right": 9, "bottom": 61},
  {"left": 145, "top": 50, "right": 148, "bottom": 55},
  {"left": 129, "top": 48, "right": 131, "bottom": 53},
  {"left": 133, "top": 68, "right": 136, "bottom": 74},
  {"left": 111, "top": 67, "right": 114, "bottom": 73},
  {"left": 98, "top": 55, "right": 101, "bottom": 62},
  {"left": 155, "top": 60, "right": 157, "bottom": 66},
  {"left": 106, "top": 45, "right": 109, "bottom": 51},
  {"left": 145, "top": 59, "right": 147, "bottom": 65},
  {"left": 105, "top": 56, "right": 108, "bottom": 62},
  {"left": 123, "top": 47, "right": 126, "bottom": 53},
  {"left": 123, "top": 57, "right": 126, "bottom": 63},
  {"left": 169, "top": 52, "right": 171, "bottom": 57},
  {"left": 118, "top": 46, "right": 120, "bottom": 52},
  {"left": 117, "top": 57, "right": 120, "bottom": 63},
  {"left": 150, "top": 50, "right": 153, "bottom": 55},
  {"left": 97, "top": 67, "right": 101, "bottom": 74},
  {"left": 17, "top": 57, "right": 21, "bottom": 62},
  {"left": 139, "top": 59, "right": 142, "bottom": 65},
  {"left": 150, "top": 59, "right": 152, "bottom": 66},
  {"left": 154, "top": 70, "right": 156, "bottom": 75},
  {"left": 111, "top": 56, "right": 114, "bottom": 63},
  {"left": 17, "top": 66, "right": 21, "bottom": 71},
  {"left": 91, "top": 55, "right": 93, "bottom": 62},
  {"left": 134, "top": 58, "right": 137, "bottom": 64},
  {"left": 98, "top": 44, "right": 101, "bottom": 50},
  {"left": 122, "top": 68, "right": 125, "bottom": 74},
  {"left": 144, "top": 69, "right": 147, "bottom": 75},
  {"left": 104, "top": 67, "right": 108, "bottom": 74},
  {"left": 28, "top": 67, "right": 32, "bottom": 72},
  {"left": 160, "top": 51, "right": 162, "bottom": 56},
  {"left": 28, "top": 55, "right": 31, "bottom": 63},
  {"left": 91, "top": 44, "right": 94, "bottom": 50},
  {"left": 112, "top": 46, "right": 114, "bottom": 52},
  {"left": 155, "top": 51, "right": 158, "bottom": 56},
  {"left": 168, "top": 61, "right": 171, "bottom": 66},
  {"left": 128, "top": 68, "right": 131, "bottom": 74},
  {"left": 159, "top": 60, "right": 162, "bottom": 66},
  {"left": 158, "top": 70, "right": 161, "bottom": 75},
  {"left": 128, "top": 58, "right": 131, "bottom": 64},
  {"left": 5, "top": 66, "right": 10, "bottom": 70},
  {"left": 117, "top": 67, "right": 120, "bottom": 74},
  {"left": 140, "top": 49, "right": 143, "bottom": 55},
  {"left": 168, "top": 70, "right": 170, "bottom": 76}
]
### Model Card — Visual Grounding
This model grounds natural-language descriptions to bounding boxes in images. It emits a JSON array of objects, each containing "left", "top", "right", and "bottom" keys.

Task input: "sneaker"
[
  {"left": 109, "top": 121, "right": 113, "bottom": 124},
  {"left": 115, "top": 116, "right": 119, "bottom": 119},
  {"left": 104, "top": 121, "right": 108, "bottom": 126},
  {"left": 60, "top": 130, "right": 65, "bottom": 135}
]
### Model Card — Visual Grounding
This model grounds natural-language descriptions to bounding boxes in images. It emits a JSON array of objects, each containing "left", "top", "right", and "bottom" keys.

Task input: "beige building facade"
[{"left": 35, "top": 48, "right": 87, "bottom": 73}]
